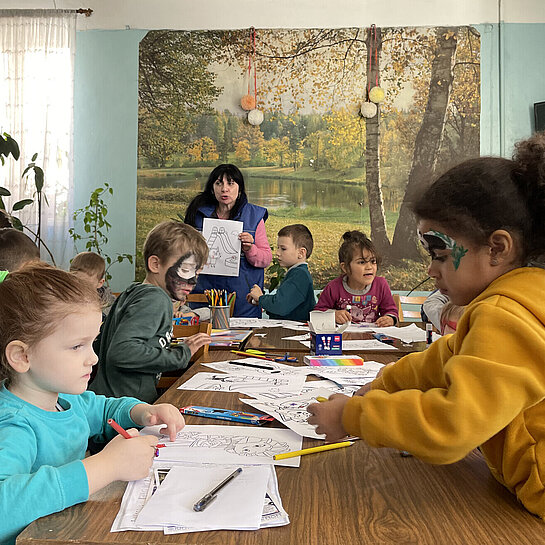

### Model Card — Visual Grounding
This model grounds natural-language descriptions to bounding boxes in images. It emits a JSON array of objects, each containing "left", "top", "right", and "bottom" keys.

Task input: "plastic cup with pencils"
[{"left": 211, "top": 305, "right": 230, "bottom": 329}]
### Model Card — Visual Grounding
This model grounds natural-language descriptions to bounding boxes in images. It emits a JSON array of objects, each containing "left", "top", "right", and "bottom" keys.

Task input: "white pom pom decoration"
[
  {"left": 248, "top": 109, "right": 264, "bottom": 126},
  {"left": 360, "top": 101, "right": 377, "bottom": 118}
]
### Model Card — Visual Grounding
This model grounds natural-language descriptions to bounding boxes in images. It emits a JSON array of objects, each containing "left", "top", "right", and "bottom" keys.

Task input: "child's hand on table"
[
  {"left": 335, "top": 309, "right": 352, "bottom": 324},
  {"left": 307, "top": 394, "right": 351, "bottom": 442},
  {"left": 375, "top": 315, "right": 395, "bottom": 327},
  {"left": 131, "top": 403, "right": 185, "bottom": 441},
  {"left": 181, "top": 333, "right": 212, "bottom": 357}
]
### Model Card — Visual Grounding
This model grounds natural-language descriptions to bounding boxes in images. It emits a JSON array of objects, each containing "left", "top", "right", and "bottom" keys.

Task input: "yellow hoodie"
[{"left": 342, "top": 267, "right": 545, "bottom": 517}]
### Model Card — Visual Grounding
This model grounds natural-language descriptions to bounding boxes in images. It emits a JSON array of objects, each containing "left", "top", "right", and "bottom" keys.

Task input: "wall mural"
[{"left": 136, "top": 26, "right": 480, "bottom": 290}]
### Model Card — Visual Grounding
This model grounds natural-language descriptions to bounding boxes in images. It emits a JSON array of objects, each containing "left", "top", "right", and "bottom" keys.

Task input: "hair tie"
[{"left": 0, "top": 270, "right": 8, "bottom": 283}]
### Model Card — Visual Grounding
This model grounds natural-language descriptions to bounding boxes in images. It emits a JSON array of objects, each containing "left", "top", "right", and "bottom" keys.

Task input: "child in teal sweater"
[
  {"left": 248, "top": 224, "right": 316, "bottom": 322},
  {"left": 0, "top": 264, "right": 184, "bottom": 544}
]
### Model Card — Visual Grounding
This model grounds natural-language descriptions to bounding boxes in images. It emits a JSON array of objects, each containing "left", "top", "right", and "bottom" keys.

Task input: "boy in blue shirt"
[{"left": 248, "top": 224, "right": 316, "bottom": 322}]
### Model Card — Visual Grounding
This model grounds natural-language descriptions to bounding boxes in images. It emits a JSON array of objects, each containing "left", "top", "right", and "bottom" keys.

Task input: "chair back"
[
  {"left": 394, "top": 294, "right": 427, "bottom": 322},
  {"left": 186, "top": 293, "right": 208, "bottom": 303}
]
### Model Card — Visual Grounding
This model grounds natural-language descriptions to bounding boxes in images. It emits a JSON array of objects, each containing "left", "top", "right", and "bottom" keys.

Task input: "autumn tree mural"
[{"left": 136, "top": 26, "right": 480, "bottom": 289}]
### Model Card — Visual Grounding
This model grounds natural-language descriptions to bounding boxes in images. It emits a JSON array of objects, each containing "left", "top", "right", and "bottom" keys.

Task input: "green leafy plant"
[
  {"left": 267, "top": 257, "right": 286, "bottom": 292},
  {"left": 0, "top": 133, "right": 56, "bottom": 263},
  {"left": 69, "top": 182, "right": 134, "bottom": 283}
]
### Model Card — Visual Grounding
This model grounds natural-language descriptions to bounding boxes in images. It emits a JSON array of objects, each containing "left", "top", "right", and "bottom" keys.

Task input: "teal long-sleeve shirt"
[
  {"left": 258, "top": 263, "right": 316, "bottom": 322},
  {"left": 0, "top": 386, "right": 142, "bottom": 545},
  {"left": 90, "top": 283, "right": 191, "bottom": 403}
]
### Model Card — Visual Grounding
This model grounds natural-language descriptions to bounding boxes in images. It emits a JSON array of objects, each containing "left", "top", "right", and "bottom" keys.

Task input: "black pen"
[
  {"left": 193, "top": 467, "right": 243, "bottom": 512},
  {"left": 229, "top": 360, "right": 280, "bottom": 372}
]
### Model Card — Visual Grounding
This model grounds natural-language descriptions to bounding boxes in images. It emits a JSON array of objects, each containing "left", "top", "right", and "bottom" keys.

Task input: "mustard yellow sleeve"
[
  {"left": 343, "top": 301, "right": 545, "bottom": 464},
  {"left": 370, "top": 334, "right": 454, "bottom": 393}
]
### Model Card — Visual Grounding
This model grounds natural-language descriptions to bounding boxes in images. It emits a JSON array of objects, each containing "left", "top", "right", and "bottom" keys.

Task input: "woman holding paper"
[{"left": 184, "top": 164, "right": 272, "bottom": 317}]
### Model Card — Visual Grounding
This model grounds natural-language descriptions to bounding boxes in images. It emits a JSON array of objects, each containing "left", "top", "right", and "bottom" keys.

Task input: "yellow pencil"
[
  {"left": 316, "top": 396, "right": 328, "bottom": 402},
  {"left": 273, "top": 441, "right": 354, "bottom": 460}
]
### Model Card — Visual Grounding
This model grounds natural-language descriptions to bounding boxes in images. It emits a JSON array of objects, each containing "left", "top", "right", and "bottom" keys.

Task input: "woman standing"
[{"left": 184, "top": 164, "right": 272, "bottom": 317}]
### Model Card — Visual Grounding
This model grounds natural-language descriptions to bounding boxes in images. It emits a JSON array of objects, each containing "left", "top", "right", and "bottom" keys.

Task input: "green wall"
[
  {"left": 73, "top": 24, "right": 545, "bottom": 291},
  {"left": 73, "top": 30, "right": 146, "bottom": 291}
]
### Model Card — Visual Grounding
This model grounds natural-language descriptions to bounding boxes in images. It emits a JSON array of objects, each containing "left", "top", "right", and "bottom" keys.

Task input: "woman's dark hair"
[
  {"left": 184, "top": 164, "right": 248, "bottom": 226},
  {"left": 338, "top": 231, "right": 380, "bottom": 268},
  {"left": 413, "top": 131, "right": 545, "bottom": 263}
]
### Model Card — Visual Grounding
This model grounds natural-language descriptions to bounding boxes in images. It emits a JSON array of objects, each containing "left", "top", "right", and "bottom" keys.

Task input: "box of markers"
[{"left": 308, "top": 310, "right": 345, "bottom": 355}]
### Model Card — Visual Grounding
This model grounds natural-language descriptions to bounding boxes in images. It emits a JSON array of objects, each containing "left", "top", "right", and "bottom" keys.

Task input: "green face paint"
[
  {"left": 417, "top": 230, "right": 468, "bottom": 270},
  {"left": 0, "top": 270, "right": 8, "bottom": 283}
]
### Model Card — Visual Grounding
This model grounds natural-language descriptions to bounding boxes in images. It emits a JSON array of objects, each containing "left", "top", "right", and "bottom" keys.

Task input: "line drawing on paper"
[
  {"left": 206, "top": 226, "right": 239, "bottom": 269},
  {"left": 166, "top": 430, "right": 290, "bottom": 457}
]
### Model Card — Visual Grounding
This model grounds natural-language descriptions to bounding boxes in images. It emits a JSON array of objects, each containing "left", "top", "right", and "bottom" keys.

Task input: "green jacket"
[
  {"left": 258, "top": 263, "right": 316, "bottom": 321},
  {"left": 90, "top": 283, "right": 191, "bottom": 403}
]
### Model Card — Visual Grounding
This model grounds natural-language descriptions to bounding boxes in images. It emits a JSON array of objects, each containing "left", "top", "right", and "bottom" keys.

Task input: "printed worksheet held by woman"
[{"left": 202, "top": 218, "right": 243, "bottom": 276}]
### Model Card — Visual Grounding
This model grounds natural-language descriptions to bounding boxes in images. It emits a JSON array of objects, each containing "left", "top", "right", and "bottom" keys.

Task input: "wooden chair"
[
  {"left": 186, "top": 293, "right": 208, "bottom": 303},
  {"left": 156, "top": 322, "right": 212, "bottom": 390},
  {"left": 393, "top": 294, "right": 428, "bottom": 322}
]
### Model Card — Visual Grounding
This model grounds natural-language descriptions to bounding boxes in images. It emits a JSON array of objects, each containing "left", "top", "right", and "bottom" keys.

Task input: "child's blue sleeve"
[
  {"left": 75, "top": 390, "right": 143, "bottom": 443},
  {"left": 0, "top": 421, "right": 88, "bottom": 545}
]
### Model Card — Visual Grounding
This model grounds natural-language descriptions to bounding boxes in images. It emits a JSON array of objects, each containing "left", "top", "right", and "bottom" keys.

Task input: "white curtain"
[{"left": 0, "top": 9, "right": 76, "bottom": 266}]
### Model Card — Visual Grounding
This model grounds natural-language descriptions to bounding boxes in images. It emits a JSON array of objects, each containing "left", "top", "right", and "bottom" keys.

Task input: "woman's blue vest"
[{"left": 192, "top": 202, "right": 269, "bottom": 317}]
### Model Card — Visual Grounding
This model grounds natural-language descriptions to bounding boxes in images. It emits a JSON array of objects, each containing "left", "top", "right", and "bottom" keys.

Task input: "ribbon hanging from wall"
[{"left": 240, "top": 27, "right": 264, "bottom": 125}]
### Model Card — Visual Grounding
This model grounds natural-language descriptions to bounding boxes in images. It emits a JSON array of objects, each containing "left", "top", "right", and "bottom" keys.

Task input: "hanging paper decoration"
[
  {"left": 369, "top": 86, "right": 385, "bottom": 103},
  {"left": 240, "top": 94, "right": 256, "bottom": 111},
  {"left": 360, "top": 101, "right": 377, "bottom": 118},
  {"left": 248, "top": 109, "right": 264, "bottom": 125},
  {"left": 241, "top": 27, "right": 263, "bottom": 124}
]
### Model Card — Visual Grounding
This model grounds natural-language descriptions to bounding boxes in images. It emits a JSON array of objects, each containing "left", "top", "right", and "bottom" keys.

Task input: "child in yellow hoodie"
[{"left": 308, "top": 131, "right": 545, "bottom": 518}]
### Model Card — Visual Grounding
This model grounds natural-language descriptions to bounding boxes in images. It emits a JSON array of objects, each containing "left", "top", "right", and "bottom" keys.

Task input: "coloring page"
[
  {"left": 201, "top": 218, "right": 243, "bottom": 277},
  {"left": 140, "top": 424, "right": 302, "bottom": 468},
  {"left": 241, "top": 380, "right": 359, "bottom": 400},
  {"left": 242, "top": 388, "right": 335, "bottom": 439},
  {"left": 177, "top": 371, "right": 306, "bottom": 394},
  {"left": 202, "top": 358, "right": 303, "bottom": 376},
  {"left": 310, "top": 361, "right": 384, "bottom": 386},
  {"left": 228, "top": 317, "right": 285, "bottom": 328}
]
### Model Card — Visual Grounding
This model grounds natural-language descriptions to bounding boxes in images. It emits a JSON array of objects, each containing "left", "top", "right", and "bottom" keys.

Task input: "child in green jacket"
[
  {"left": 248, "top": 224, "right": 316, "bottom": 322},
  {"left": 90, "top": 221, "right": 211, "bottom": 403}
]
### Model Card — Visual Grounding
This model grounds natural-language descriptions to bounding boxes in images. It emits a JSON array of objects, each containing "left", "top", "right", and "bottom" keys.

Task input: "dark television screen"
[{"left": 535, "top": 101, "right": 545, "bottom": 132}]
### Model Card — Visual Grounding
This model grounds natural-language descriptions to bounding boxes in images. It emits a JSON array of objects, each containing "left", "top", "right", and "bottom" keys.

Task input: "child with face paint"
[
  {"left": 90, "top": 221, "right": 211, "bottom": 404},
  {"left": 308, "top": 131, "right": 545, "bottom": 519}
]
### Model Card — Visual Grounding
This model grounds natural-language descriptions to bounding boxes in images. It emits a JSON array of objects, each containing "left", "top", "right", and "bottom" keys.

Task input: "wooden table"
[
  {"left": 18, "top": 351, "right": 545, "bottom": 545},
  {"left": 244, "top": 325, "right": 424, "bottom": 354}
]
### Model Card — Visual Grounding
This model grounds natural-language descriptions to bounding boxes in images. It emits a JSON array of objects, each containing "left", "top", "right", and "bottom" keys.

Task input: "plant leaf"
[{"left": 12, "top": 199, "right": 34, "bottom": 211}]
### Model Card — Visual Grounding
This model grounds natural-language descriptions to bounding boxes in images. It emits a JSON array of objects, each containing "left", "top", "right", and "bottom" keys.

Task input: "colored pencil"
[{"left": 273, "top": 441, "right": 354, "bottom": 460}]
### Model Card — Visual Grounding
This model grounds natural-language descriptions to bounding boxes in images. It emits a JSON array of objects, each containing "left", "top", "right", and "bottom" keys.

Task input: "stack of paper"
[
  {"left": 112, "top": 462, "right": 289, "bottom": 534},
  {"left": 137, "top": 465, "right": 269, "bottom": 531}
]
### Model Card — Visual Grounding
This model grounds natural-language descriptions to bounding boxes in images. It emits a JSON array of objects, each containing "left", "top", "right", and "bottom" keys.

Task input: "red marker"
[{"left": 107, "top": 418, "right": 132, "bottom": 439}]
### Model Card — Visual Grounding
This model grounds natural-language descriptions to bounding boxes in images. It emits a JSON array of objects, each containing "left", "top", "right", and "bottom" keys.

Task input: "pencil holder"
[{"left": 211, "top": 305, "right": 230, "bottom": 329}]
